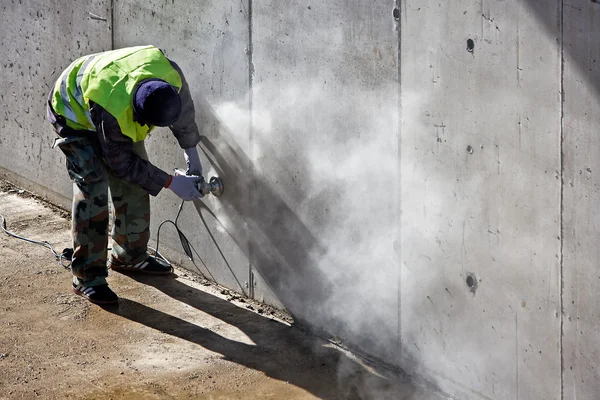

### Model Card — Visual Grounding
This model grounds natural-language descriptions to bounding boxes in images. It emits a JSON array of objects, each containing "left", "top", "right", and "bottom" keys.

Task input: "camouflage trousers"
[{"left": 53, "top": 135, "right": 151, "bottom": 283}]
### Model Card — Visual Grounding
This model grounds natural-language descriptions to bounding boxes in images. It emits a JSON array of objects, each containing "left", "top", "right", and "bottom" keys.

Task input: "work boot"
[
  {"left": 72, "top": 277, "right": 118, "bottom": 305},
  {"left": 109, "top": 256, "right": 173, "bottom": 275}
]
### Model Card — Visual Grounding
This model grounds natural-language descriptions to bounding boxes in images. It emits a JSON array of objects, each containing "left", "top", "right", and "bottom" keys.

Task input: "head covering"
[{"left": 132, "top": 78, "right": 182, "bottom": 126}]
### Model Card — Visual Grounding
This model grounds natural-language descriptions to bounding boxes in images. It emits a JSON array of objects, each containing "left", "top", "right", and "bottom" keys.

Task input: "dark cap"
[{"left": 132, "top": 78, "right": 182, "bottom": 126}]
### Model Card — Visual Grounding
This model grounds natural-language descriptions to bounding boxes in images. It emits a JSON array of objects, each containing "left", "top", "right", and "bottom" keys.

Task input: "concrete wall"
[
  {"left": 562, "top": 2, "right": 600, "bottom": 399},
  {"left": 1, "top": 1, "right": 599, "bottom": 399},
  {"left": 400, "top": 1, "right": 561, "bottom": 398},
  {"left": 111, "top": 0, "right": 255, "bottom": 300},
  {"left": 250, "top": 0, "right": 400, "bottom": 363},
  {"left": 0, "top": 0, "right": 112, "bottom": 208}
]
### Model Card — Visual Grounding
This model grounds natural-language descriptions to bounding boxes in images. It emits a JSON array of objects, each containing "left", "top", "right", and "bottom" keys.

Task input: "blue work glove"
[
  {"left": 166, "top": 174, "right": 203, "bottom": 201},
  {"left": 184, "top": 147, "right": 202, "bottom": 177}
]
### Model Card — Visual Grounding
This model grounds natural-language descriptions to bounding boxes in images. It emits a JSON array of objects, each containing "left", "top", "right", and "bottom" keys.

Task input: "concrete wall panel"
[
  {"left": 250, "top": 0, "right": 400, "bottom": 364},
  {"left": 112, "top": 0, "right": 253, "bottom": 295},
  {"left": 400, "top": 1, "right": 561, "bottom": 399},
  {"left": 0, "top": 0, "right": 112, "bottom": 205},
  {"left": 563, "top": 2, "right": 600, "bottom": 399}
]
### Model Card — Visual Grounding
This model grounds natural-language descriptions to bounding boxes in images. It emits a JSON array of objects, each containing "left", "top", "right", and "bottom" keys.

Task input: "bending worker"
[{"left": 47, "top": 45, "right": 204, "bottom": 305}]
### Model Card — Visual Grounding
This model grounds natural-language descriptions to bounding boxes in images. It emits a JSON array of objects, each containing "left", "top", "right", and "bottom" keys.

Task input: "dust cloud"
[
  {"left": 185, "top": 16, "right": 441, "bottom": 397},
  {"left": 197, "top": 73, "right": 432, "bottom": 400}
]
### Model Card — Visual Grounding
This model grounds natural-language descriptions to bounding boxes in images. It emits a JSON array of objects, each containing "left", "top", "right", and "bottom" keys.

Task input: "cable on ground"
[
  {"left": 1, "top": 200, "right": 208, "bottom": 277},
  {"left": 1, "top": 214, "right": 72, "bottom": 269}
]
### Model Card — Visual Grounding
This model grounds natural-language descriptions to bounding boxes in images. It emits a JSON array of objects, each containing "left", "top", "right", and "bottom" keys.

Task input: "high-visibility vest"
[{"left": 50, "top": 45, "right": 182, "bottom": 142}]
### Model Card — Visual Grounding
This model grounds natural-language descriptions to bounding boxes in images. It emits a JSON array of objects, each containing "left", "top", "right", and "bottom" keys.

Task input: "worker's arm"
[
  {"left": 89, "top": 102, "right": 171, "bottom": 196},
  {"left": 167, "top": 60, "right": 201, "bottom": 149}
]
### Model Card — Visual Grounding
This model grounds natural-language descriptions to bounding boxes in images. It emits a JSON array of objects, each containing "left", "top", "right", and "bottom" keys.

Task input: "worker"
[{"left": 46, "top": 45, "right": 204, "bottom": 305}]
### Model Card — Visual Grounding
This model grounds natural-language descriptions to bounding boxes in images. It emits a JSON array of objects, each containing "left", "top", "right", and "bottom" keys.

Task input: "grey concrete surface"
[
  {"left": 562, "top": 2, "right": 600, "bottom": 399},
  {"left": 0, "top": 0, "right": 112, "bottom": 205},
  {"left": 112, "top": 0, "right": 255, "bottom": 299},
  {"left": 399, "top": 1, "right": 561, "bottom": 399},
  {"left": 2, "top": 0, "right": 600, "bottom": 399},
  {"left": 250, "top": 0, "right": 401, "bottom": 366}
]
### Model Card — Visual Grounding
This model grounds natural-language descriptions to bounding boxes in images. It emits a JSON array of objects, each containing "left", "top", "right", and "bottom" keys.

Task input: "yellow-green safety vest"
[{"left": 51, "top": 45, "right": 182, "bottom": 143}]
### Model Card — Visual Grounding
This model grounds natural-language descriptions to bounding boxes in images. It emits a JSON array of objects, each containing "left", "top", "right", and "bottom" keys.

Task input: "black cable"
[
  {"left": 1, "top": 200, "right": 211, "bottom": 278},
  {"left": 0, "top": 211, "right": 170, "bottom": 271},
  {"left": 152, "top": 199, "right": 213, "bottom": 280},
  {"left": 0, "top": 214, "right": 72, "bottom": 269},
  {"left": 154, "top": 200, "right": 189, "bottom": 260}
]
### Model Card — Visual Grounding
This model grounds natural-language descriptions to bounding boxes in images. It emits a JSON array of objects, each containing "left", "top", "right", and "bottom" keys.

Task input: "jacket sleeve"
[
  {"left": 168, "top": 59, "right": 202, "bottom": 149},
  {"left": 90, "top": 102, "right": 171, "bottom": 197}
]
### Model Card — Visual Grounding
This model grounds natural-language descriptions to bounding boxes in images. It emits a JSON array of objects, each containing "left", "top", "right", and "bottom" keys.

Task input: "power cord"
[
  {"left": 0, "top": 214, "right": 72, "bottom": 269},
  {"left": 154, "top": 200, "right": 193, "bottom": 262},
  {"left": 152, "top": 199, "right": 216, "bottom": 282},
  {"left": 1, "top": 199, "right": 206, "bottom": 274}
]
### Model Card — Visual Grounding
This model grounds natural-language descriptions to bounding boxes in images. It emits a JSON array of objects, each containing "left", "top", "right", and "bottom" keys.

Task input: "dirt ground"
[{"left": 0, "top": 182, "right": 442, "bottom": 400}]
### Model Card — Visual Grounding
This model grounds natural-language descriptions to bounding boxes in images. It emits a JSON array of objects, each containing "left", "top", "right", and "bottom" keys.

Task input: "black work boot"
[
  {"left": 109, "top": 256, "right": 173, "bottom": 275},
  {"left": 72, "top": 279, "right": 118, "bottom": 305}
]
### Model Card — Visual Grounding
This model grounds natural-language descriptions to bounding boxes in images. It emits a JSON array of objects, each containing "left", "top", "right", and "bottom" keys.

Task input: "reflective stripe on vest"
[
  {"left": 52, "top": 55, "right": 97, "bottom": 131},
  {"left": 51, "top": 46, "right": 182, "bottom": 142},
  {"left": 73, "top": 55, "right": 97, "bottom": 127}
]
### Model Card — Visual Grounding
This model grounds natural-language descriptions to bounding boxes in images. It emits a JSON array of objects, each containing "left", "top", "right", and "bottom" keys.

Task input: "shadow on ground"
[{"left": 104, "top": 272, "right": 432, "bottom": 400}]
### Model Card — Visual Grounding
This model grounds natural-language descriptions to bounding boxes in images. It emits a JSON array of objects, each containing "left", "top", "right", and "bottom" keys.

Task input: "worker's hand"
[
  {"left": 184, "top": 147, "right": 202, "bottom": 177},
  {"left": 166, "top": 174, "right": 204, "bottom": 201}
]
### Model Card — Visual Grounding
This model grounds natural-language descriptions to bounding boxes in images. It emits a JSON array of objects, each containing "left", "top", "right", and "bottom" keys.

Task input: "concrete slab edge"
[{"left": 293, "top": 319, "right": 454, "bottom": 400}]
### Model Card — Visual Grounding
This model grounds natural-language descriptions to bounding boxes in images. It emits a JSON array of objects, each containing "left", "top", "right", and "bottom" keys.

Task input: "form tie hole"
[
  {"left": 466, "top": 276, "right": 475, "bottom": 288},
  {"left": 467, "top": 39, "right": 475, "bottom": 52},
  {"left": 466, "top": 273, "right": 479, "bottom": 293}
]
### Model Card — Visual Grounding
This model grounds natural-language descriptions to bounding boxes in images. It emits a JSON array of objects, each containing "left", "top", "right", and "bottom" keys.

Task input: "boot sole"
[
  {"left": 109, "top": 265, "right": 173, "bottom": 275},
  {"left": 72, "top": 288, "right": 119, "bottom": 305}
]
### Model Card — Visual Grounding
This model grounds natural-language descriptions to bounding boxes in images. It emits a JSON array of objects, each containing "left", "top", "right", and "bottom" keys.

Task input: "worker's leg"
[
  {"left": 107, "top": 141, "right": 150, "bottom": 265},
  {"left": 107, "top": 142, "right": 172, "bottom": 275},
  {"left": 48, "top": 99, "right": 117, "bottom": 304},
  {"left": 55, "top": 136, "right": 112, "bottom": 284}
]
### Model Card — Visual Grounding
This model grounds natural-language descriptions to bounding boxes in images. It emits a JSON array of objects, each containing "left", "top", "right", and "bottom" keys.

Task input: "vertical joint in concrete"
[
  {"left": 247, "top": 0, "right": 253, "bottom": 96},
  {"left": 559, "top": 0, "right": 565, "bottom": 399},
  {"left": 395, "top": 0, "right": 402, "bottom": 362},
  {"left": 247, "top": 0, "right": 255, "bottom": 299},
  {"left": 110, "top": 0, "right": 115, "bottom": 50}
]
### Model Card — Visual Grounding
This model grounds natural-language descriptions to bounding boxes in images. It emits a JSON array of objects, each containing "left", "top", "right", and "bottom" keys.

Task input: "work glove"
[
  {"left": 184, "top": 147, "right": 202, "bottom": 177},
  {"left": 166, "top": 174, "right": 204, "bottom": 201}
]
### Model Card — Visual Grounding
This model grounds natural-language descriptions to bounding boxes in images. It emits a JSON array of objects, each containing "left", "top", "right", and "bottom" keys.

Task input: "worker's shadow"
[
  {"left": 187, "top": 95, "right": 345, "bottom": 335},
  {"left": 104, "top": 272, "right": 419, "bottom": 400}
]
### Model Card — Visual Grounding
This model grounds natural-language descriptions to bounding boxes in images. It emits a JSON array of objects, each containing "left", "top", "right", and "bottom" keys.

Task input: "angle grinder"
[{"left": 173, "top": 169, "right": 224, "bottom": 198}]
